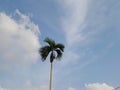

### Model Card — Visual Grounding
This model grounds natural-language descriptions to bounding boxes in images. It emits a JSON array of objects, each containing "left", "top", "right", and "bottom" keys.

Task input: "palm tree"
[{"left": 39, "top": 37, "right": 65, "bottom": 90}]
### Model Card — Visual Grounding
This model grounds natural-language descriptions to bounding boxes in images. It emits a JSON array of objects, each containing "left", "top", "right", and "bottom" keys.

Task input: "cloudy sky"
[{"left": 0, "top": 0, "right": 120, "bottom": 90}]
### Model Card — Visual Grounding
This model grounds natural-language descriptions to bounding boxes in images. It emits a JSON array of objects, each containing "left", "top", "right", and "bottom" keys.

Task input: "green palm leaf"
[
  {"left": 55, "top": 43, "right": 65, "bottom": 52},
  {"left": 55, "top": 49, "right": 62, "bottom": 60},
  {"left": 44, "top": 37, "right": 55, "bottom": 49},
  {"left": 39, "top": 46, "right": 51, "bottom": 61}
]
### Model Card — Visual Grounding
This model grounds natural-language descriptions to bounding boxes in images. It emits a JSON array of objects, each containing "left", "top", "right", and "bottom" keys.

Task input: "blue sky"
[{"left": 0, "top": 0, "right": 120, "bottom": 90}]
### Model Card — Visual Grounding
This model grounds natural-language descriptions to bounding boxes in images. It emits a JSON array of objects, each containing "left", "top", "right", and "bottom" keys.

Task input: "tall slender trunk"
[{"left": 49, "top": 62, "right": 53, "bottom": 90}]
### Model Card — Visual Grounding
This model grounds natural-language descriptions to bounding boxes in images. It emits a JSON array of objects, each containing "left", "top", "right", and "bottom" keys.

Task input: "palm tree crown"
[{"left": 39, "top": 37, "right": 65, "bottom": 63}]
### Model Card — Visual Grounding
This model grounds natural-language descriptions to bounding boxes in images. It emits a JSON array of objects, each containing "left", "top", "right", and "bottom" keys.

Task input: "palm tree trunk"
[{"left": 49, "top": 62, "right": 53, "bottom": 90}]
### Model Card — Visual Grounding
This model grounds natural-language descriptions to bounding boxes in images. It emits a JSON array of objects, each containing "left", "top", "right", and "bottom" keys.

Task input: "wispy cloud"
[
  {"left": 68, "top": 87, "right": 76, "bottom": 90},
  {"left": 57, "top": 0, "right": 89, "bottom": 67},
  {"left": 0, "top": 83, "right": 48, "bottom": 90},
  {"left": 59, "top": 0, "right": 88, "bottom": 46},
  {"left": 24, "top": 81, "right": 48, "bottom": 90},
  {"left": 58, "top": 0, "right": 120, "bottom": 65},
  {"left": 85, "top": 83, "right": 114, "bottom": 90},
  {"left": 0, "top": 86, "right": 9, "bottom": 90}
]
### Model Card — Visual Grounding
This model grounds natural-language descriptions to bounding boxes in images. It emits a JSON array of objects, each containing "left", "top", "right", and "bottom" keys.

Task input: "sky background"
[{"left": 0, "top": 0, "right": 120, "bottom": 90}]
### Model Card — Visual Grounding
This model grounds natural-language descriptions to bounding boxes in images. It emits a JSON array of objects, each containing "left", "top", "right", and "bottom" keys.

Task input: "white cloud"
[
  {"left": 0, "top": 10, "right": 40, "bottom": 70},
  {"left": 38, "top": 86, "right": 48, "bottom": 90},
  {"left": 68, "top": 87, "right": 76, "bottom": 90},
  {"left": 24, "top": 81, "right": 47, "bottom": 90},
  {"left": 0, "top": 86, "right": 9, "bottom": 90},
  {"left": 85, "top": 83, "right": 114, "bottom": 90}
]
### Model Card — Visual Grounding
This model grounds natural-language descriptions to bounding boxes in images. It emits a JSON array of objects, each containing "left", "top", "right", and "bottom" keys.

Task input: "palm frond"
[
  {"left": 39, "top": 46, "right": 51, "bottom": 61},
  {"left": 55, "top": 43, "right": 65, "bottom": 52},
  {"left": 44, "top": 37, "right": 55, "bottom": 49},
  {"left": 55, "top": 49, "right": 62, "bottom": 60}
]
